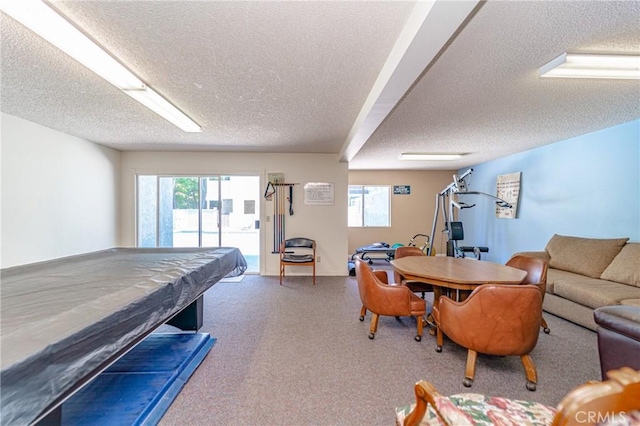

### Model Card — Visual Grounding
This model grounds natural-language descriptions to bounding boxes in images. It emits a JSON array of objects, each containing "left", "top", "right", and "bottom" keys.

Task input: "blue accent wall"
[{"left": 458, "top": 120, "right": 640, "bottom": 263}]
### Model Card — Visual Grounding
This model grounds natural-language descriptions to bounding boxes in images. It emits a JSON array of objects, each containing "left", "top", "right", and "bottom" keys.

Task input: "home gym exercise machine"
[{"left": 426, "top": 169, "right": 512, "bottom": 259}]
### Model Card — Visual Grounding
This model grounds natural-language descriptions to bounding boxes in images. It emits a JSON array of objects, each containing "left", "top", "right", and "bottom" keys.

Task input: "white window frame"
[{"left": 348, "top": 185, "right": 391, "bottom": 227}]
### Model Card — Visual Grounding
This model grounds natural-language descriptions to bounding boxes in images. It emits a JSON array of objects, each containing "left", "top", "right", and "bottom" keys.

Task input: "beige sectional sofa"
[{"left": 516, "top": 234, "right": 640, "bottom": 331}]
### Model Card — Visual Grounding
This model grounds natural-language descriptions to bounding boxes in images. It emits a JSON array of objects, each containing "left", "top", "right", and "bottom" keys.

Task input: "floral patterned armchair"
[{"left": 396, "top": 367, "right": 640, "bottom": 426}]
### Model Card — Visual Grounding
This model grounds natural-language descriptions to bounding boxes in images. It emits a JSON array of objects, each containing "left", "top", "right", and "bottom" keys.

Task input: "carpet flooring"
[{"left": 159, "top": 269, "right": 600, "bottom": 425}]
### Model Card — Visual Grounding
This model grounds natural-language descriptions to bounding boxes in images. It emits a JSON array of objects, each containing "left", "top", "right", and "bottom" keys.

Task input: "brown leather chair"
[
  {"left": 506, "top": 254, "right": 550, "bottom": 333},
  {"left": 432, "top": 284, "right": 542, "bottom": 390},
  {"left": 394, "top": 246, "right": 433, "bottom": 299},
  {"left": 355, "top": 258, "right": 426, "bottom": 341},
  {"left": 359, "top": 246, "right": 430, "bottom": 320}
]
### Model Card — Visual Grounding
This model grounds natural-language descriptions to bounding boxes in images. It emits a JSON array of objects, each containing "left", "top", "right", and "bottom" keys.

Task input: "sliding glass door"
[
  {"left": 159, "top": 176, "right": 199, "bottom": 247},
  {"left": 201, "top": 177, "right": 219, "bottom": 247},
  {"left": 137, "top": 175, "right": 260, "bottom": 272}
]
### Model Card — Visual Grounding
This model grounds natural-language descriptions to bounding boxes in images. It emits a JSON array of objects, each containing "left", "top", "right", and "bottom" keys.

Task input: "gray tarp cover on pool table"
[{"left": 0, "top": 247, "right": 246, "bottom": 425}]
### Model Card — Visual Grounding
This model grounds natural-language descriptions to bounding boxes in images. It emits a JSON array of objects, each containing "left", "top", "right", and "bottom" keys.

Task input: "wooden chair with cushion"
[
  {"left": 506, "top": 254, "right": 551, "bottom": 333},
  {"left": 279, "top": 237, "right": 316, "bottom": 285},
  {"left": 433, "top": 284, "right": 543, "bottom": 390},
  {"left": 396, "top": 367, "right": 640, "bottom": 426},
  {"left": 355, "top": 258, "right": 426, "bottom": 341}
]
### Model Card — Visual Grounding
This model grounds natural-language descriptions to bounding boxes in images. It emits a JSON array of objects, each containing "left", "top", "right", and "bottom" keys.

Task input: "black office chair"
[{"left": 279, "top": 237, "right": 316, "bottom": 285}]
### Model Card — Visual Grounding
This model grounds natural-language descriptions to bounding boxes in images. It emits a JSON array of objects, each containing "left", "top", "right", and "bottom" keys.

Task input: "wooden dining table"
[{"left": 390, "top": 256, "right": 528, "bottom": 333}]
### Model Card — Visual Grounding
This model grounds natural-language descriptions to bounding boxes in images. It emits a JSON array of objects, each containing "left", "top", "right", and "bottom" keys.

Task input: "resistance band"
[
  {"left": 264, "top": 181, "right": 298, "bottom": 253},
  {"left": 288, "top": 185, "right": 294, "bottom": 216}
]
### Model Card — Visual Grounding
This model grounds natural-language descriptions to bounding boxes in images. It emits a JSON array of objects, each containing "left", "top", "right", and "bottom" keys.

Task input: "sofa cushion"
[
  {"left": 546, "top": 269, "right": 587, "bottom": 294},
  {"left": 554, "top": 276, "right": 640, "bottom": 309},
  {"left": 545, "top": 235, "right": 629, "bottom": 278},
  {"left": 600, "top": 243, "right": 640, "bottom": 287}
]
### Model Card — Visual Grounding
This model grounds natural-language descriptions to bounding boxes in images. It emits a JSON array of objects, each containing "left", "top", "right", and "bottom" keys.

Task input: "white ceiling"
[{"left": 1, "top": 1, "right": 639, "bottom": 170}]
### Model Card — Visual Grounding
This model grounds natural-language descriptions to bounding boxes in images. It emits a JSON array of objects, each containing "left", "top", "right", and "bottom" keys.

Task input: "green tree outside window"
[{"left": 173, "top": 177, "right": 199, "bottom": 209}]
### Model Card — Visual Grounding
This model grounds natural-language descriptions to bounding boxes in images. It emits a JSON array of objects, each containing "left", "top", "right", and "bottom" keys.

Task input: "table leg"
[
  {"left": 425, "top": 287, "right": 444, "bottom": 336},
  {"left": 166, "top": 295, "right": 203, "bottom": 331},
  {"left": 458, "top": 290, "right": 471, "bottom": 302},
  {"left": 432, "top": 287, "right": 443, "bottom": 310}
]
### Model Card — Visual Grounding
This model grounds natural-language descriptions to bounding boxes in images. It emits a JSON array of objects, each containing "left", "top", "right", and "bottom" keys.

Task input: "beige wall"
[
  {"left": 120, "top": 152, "right": 348, "bottom": 276},
  {"left": 1, "top": 113, "right": 121, "bottom": 268},
  {"left": 348, "top": 170, "right": 455, "bottom": 256},
  {"left": 0, "top": 113, "right": 453, "bottom": 274}
]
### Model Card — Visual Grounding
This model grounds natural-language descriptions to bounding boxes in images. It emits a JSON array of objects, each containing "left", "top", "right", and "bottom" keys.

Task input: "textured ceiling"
[
  {"left": 1, "top": 1, "right": 639, "bottom": 170},
  {"left": 350, "top": 0, "right": 640, "bottom": 170},
  {"left": 1, "top": 1, "right": 414, "bottom": 152}
]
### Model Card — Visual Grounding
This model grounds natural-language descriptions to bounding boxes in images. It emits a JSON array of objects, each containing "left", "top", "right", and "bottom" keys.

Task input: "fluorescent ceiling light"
[
  {"left": 540, "top": 53, "right": 640, "bottom": 79},
  {"left": 0, "top": 0, "right": 201, "bottom": 132},
  {"left": 124, "top": 88, "right": 203, "bottom": 133},
  {"left": 1, "top": 0, "right": 144, "bottom": 90},
  {"left": 398, "top": 153, "right": 464, "bottom": 161}
]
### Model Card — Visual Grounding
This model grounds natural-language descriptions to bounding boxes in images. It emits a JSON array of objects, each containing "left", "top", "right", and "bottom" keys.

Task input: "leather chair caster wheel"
[
  {"left": 463, "top": 378, "right": 473, "bottom": 388},
  {"left": 414, "top": 335, "right": 421, "bottom": 342},
  {"left": 543, "top": 327, "right": 550, "bottom": 334},
  {"left": 436, "top": 345, "right": 442, "bottom": 353},
  {"left": 368, "top": 333, "right": 375, "bottom": 340},
  {"left": 359, "top": 316, "right": 364, "bottom": 321},
  {"left": 526, "top": 381, "right": 537, "bottom": 391}
]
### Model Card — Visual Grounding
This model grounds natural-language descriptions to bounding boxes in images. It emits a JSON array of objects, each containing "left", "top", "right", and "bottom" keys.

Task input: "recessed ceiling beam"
[{"left": 338, "top": 0, "right": 480, "bottom": 163}]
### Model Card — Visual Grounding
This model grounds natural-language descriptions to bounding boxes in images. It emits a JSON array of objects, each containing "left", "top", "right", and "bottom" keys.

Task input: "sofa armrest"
[
  {"left": 512, "top": 251, "right": 550, "bottom": 262},
  {"left": 594, "top": 306, "right": 640, "bottom": 380}
]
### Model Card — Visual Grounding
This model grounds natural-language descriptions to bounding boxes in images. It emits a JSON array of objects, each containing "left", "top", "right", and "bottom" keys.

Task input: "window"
[
  {"left": 136, "top": 175, "right": 259, "bottom": 248},
  {"left": 348, "top": 185, "right": 390, "bottom": 227}
]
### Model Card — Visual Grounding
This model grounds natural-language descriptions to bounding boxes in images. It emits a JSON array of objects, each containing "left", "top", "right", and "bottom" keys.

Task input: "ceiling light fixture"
[
  {"left": 398, "top": 153, "right": 465, "bottom": 161},
  {"left": 124, "top": 88, "right": 203, "bottom": 133},
  {"left": 0, "top": 0, "right": 202, "bottom": 132},
  {"left": 539, "top": 53, "right": 640, "bottom": 80}
]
